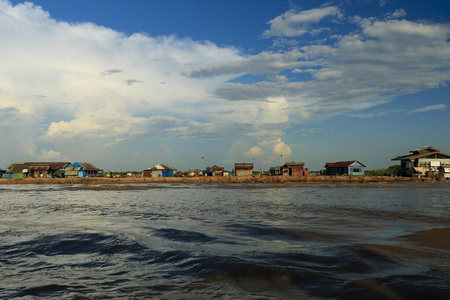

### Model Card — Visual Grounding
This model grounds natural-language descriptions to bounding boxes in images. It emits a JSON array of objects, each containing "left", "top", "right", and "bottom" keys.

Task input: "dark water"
[{"left": 1, "top": 182, "right": 449, "bottom": 299}]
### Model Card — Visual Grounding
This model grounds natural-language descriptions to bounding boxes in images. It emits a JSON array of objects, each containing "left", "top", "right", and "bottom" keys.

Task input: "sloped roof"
[
  {"left": 7, "top": 162, "right": 69, "bottom": 173},
  {"left": 65, "top": 166, "right": 82, "bottom": 171},
  {"left": 74, "top": 162, "right": 101, "bottom": 170},
  {"left": 325, "top": 161, "right": 366, "bottom": 168},
  {"left": 235, "top": 163, "right": 253, "bottom": 169},
  {"left": 392, "top": 146, "right": 450, "bottom": 161},
  {"left": 284, "top": 161, "right": 305, "bottom": 166},
  {"left": 411, "top": 146, "right": 440, "bottom": 154},
  {"left": 29, "top": 166, "right": 49, "bottom": 171},
  {"left": 152, "top": 164, "right": 176, "bottom": 170},
  {"left": 7, "top": 164, "right": 26, "bottom": 173}
]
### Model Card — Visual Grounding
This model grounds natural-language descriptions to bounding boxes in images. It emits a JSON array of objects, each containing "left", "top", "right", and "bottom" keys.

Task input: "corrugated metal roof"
[
  {"left": 75, "top": 162, "right": 101, "bottom": 170},
  {"left": 235, "top": 163, "right": 253, "bottom": 169},
  {"left": 29, "top": 166, "right": 50, "bottom": 171},
  {"left": 65, "top": 166, "right": 82, "bottom": 171},
  {"left": 152, "top": 164, "right": 176, "bottom": 170},
  {"left": 411, "top": 146, "right": 440, "bottom": 153},
  {"left": 392, "top": 146, "right": 450, "bottom": 161},
  {"left": 393, "top": 151, "right": 450, "bottom": 161},
  {"left": 7, "top": 164, "right": 26, "bottom": 173},
  {"left": 7, "top": 162, "right": 69, "bottom": 172},
  {"left": 284, "top": 162, "right": 304, "bottom": 166}
]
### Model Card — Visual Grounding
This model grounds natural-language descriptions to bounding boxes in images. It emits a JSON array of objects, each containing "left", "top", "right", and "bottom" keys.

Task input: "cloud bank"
[{"left": 1, "top": 1, "right": 449, "bottom": 170}]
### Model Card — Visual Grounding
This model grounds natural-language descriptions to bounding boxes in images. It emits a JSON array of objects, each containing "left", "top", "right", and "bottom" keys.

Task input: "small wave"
[
  {"left": 224, "top": 222, "right": 351, "bottom": 243},
  {"left": 401, "top": 227, "right": 450, "bottom": 249},
  {"left": 153, "top": 228, "right": 216, "bottom": 243}
]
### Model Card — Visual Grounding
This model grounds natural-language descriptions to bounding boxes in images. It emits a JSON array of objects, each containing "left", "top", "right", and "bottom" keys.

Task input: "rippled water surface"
[{"left": 1, "top": 182, "right": 449, "bottom": 299}]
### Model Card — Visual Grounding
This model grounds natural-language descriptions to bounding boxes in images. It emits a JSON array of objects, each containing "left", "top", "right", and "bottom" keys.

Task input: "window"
[{"left": 351, "top": 168, "right": 362, "bottom": 173}]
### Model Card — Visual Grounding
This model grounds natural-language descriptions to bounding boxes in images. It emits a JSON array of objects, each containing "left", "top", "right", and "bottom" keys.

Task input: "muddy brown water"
[{"left": 1, "top": 182, "right": 449, "bottom": 299}]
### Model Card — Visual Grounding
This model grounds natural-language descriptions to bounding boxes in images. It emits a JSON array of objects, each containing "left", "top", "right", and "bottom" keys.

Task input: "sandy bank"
[{"left": 0, "top": 175, "right": 448, "bottom": 185}]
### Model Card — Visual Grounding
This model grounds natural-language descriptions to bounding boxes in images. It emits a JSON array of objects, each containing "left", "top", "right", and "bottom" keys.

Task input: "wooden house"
[
  {"left": 142, "top": 169, "right": 153, "bottom": 178},
  {"left": 71, "top": 162, "right": 102, "bottom": 177},
  {"left": 235, "top": 163, "right": 253, "bottom": 176},
  {"left": 142, "top": 164, "right": 176, "bottom": 178},
  {"left": 185, "top": 169, "right": 203, "bottom": 177},
  {"left": 204, "top": 165, "right": 225, "bottom": 176},
  {"left": 6, "top": 162, "right": 70, "bottom": 178},
  {"left": 281, "top": 162, "right": 309, "bottom": 176},
  {"left": 0, "top": 168, "right": 5, "bottom": 178},
  {"left": 392, "top": 146, "right": 450, "bottom": 177},
  {"left": 325, "top": 161, "right": 366, "bottom": 176},
  {"left": 63, "top": 165, "right": 81, "bottom": 177},
  {"left": 269, "top": 166, "right": 282, "bottom": 176}
]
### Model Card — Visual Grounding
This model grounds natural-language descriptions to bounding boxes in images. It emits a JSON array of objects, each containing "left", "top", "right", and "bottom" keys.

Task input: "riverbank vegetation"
[{"left": 365, "top": 165, "right": 401, "bottom": 176}]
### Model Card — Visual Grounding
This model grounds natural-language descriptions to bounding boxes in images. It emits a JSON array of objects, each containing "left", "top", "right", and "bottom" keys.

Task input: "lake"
[{"left": 1, "top": 182, "right": 449, "bottom": 299}]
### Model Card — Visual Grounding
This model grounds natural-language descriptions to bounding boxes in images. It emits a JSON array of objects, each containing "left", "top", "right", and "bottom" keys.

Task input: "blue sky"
[{"left": 1, "top": 0, "right": 449, "bottom": 172}]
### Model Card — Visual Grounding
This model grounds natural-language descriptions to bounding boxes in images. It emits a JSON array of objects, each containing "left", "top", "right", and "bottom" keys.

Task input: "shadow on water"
[
  {"left": 1, "top": 184, "right": 449, "bottom": 299},
  {"left": 3, "top": 229, "right": 448, "bottom": 299}
]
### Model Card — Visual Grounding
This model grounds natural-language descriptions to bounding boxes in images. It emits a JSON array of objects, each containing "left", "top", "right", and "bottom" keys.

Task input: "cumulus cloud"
[
  {"left": 207, "top": 16, "right": 450, "bottom": 120},
  {"left": 1, "top": 0, "right": 449, "bottom": 171},
  {"left": 0, "top": 106, "right": 37, "bottom": 162},
  {"left": 0, "top": 0, "right": 248, "bottom": 165},
  {"left": 38, "top": 150, "right": 62, "bottom": 161},
  {"left": 260, "top": 138, "right": 292, "bottom": 161},
  {"left": 245, "top": 146, "right": 263, "bottom": 157},
  {"left": 224, "top": 137, "right": 292, "bottom": 168}
]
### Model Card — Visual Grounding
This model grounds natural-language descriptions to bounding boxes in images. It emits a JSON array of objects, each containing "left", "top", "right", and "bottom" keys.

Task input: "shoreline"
[{"left": 0, "top": 175, "right": 448, "bottom": 185}]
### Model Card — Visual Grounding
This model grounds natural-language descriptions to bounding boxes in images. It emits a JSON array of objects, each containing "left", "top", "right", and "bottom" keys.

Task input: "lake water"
[{"left": 0, "top": 182, "right": 449, "bottom": 299}]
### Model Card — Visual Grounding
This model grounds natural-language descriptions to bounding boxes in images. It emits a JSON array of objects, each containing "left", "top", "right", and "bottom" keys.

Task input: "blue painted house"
[
  {"left": 142, "top": 164, "right": 176, "bottom": 178},
  {"left": 325, "top": 161, "right": 366, "bottom": 176},
  {"left": 72, "top": 162, "right": 102, "bottom": 177},
  {"left": 0, "top": 168, "right": 5, "bottom": 178}
]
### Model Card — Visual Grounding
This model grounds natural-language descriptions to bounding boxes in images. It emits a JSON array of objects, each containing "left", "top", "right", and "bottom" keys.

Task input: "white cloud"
[
  {"left": 245, "top": 146, "right": 263, "bottom": 157},
  {"left": 0, "top": 106, "right": 37, "bottom": 162},
  {"left": 263, "top": 6, "right": 342, "bottom": 37},
  {"left": 385, "top": 9, "right": 407, "bottom": 19},
  {"left": 38, "top": 150, "right": 62, "bottom": 161},
  {"left": 260, "top": 138, "right": 292, "bottom": 162},
  {"left": 267, "top": 74, "right": 287, "bottom": 82},
  {"left": 0, "top": 0, "right": 251, "bottom": 167},
  {"left": 206, "top": 16, "right": 450, "bottom": 120},
  {"left": 185, "top": 50, "right": 305, "bottom": 78},
  {"left": 1, "top": 1, "right": 449, "bottom": 171},
  {"left": 409, "top": 104, "right": 446, "bottom": 114}
]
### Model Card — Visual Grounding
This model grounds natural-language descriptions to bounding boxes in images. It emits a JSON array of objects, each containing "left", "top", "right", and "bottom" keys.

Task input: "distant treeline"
[{"left": 366, "top": 165, "right": 401, "bottom": 176}]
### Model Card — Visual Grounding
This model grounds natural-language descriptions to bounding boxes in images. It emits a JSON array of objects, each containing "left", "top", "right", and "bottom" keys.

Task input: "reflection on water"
[{"left": 1, "top": 182, "right": 449, "bottom": 299}]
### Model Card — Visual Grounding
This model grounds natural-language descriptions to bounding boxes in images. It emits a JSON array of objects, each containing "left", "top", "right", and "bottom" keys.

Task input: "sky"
[{"left": 1, "top": 0, "right": 449, "bottom": 172}]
